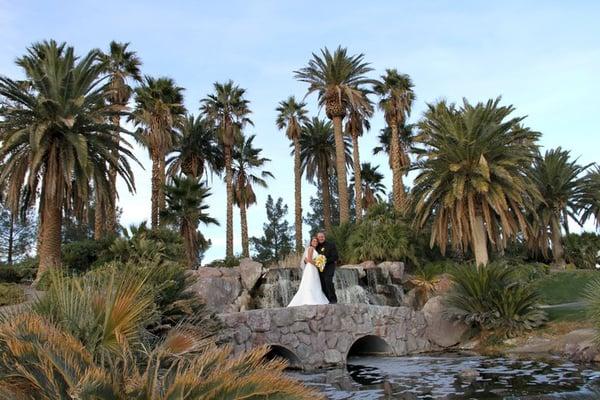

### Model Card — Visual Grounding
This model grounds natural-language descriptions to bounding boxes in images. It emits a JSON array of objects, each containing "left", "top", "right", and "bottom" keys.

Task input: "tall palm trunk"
[
  {"left": 351, "top": 134, "right": 362, "bottom": 220},
  {"left": 320, "top": 168, "right": 333, "bottom": 232},
  {"left": 7, "top": 213, "right": 14, "bottom": 266},
  {"left": 224, "top": 145, "right": 234, "bottom": 259},
  {"left": 332, "top": 116, "right": 349, "bottom": 223},
  {"left": 38, "top": 149, "right": 63, "bottom": 279},
  {"left": 150, "top": 152, "right": 161, "bottom": 229},
  {"left": 158, "top": 157, "right": 166, "bottom": 224},
  {"left": 106, "top": 114, "right": 120, "bottom": 234},
  {"left": 390, "top": 123, "right": 405, "bottom": 213},
  {"left": 293, "top": 138, "right": 303, "bottom": 251},
  {"left": 551, "top": 215, "right": 566, "bottom": 267},
  {"left": 240, "top": 204, "right": 249, "bottom": 258},
  {"left": 94, "top": 189, "right": 105, "bottom": 240},
  {"left": 182, "top": 220, "right": 198, "bottom": 268},
  {"left": 471, "top": 214, "right": 489, "bottom": 267}
]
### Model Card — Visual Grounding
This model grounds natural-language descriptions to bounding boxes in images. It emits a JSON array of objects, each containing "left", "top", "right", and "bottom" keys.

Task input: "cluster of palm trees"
[
  {"left": 0, "top": 40, "right": 274, "bottom": 276},
  {"left": 1, "top": 40, "right": 599, "bottom": 278},
  {"left": 284, "top": 47, "right": 600, "bottom": 267}
]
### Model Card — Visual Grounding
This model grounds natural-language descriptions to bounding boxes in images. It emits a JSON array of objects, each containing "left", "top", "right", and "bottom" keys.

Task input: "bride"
[{"left": 288, "top": 237, "right": 329, "bottom": 307}]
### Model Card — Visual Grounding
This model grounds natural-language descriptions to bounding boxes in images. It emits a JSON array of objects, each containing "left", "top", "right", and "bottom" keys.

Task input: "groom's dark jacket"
[{"left": 316, "top": 240, "right": 338, "bottom": 274}]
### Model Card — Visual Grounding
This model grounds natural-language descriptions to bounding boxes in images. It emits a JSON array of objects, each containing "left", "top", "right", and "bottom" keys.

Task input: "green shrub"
[
  {"left": 327, "top": 223, "right": 354, "bottom": 264},
  {"left": 107, "top": 223, "right": 185, "bottom": 265},
  {"left": 346, "top": 218, "right": 418, "bottom": 265},
  {"left": 0, "top": 258, "right": 37, "bottom": 283},
  {"left": 327, "top": 204, "right": 419, "bottom": 265},
  {"left": 61, "top": 238, "right": 113, "bottom": 274},
  {"left": 445, "top": 262, "right": 546, "bottom": 338},
  {"left": 564, "top": 232, "right": 600, "bottom": 269},
  {"left": 0, "top": 283, "right": 26, "bottom": 306},
  {"left": 205, "top": 256, "right": 244, "bottom": 268}
]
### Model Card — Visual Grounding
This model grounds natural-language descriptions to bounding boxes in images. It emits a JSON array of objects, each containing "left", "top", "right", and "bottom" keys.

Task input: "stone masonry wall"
[{"left": 219, "top": 303, "right": 434, "bottom": 370}]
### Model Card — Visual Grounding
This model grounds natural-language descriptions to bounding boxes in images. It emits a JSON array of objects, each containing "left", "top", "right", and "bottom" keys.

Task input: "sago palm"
[
  {"left": 131, "top": 76, "right": 186, "bottom": 228},
  {"left": 412, "top": 98, "right": 541, "bottom": 267},
  {"left": 298, "top": 117, "right": 351, "bottom": 232},
  {"left": 295, "top": 46, "right": 375, "bottom": 223},
  {"left": 167, "top": 114, "right": 224, "bottom": 180},
  {"left": 0, "top": 40, "right": 137, "bottom": 278},
  {"left": 528, "top": 148, "right": 591, "bottom": 266},
  {"left": 0, "top": 270, "right": 319, "bottom": 399},
  {"left": 160, "top": 176, "right": 219, "bottom": 268},
  {"left": 373, "top": 69, "right": 415, "bottom": 213},
  {"left": 276, "top": 96, "right": 309, "bottom": 251},
  {"left": 201, "top": 80, "right": 253, "bottom": 259},
  {"left": 345, "top": 101, "right": 373, "bottom": 220},
  {"left": 97, "top": 41, "right": 142, "bottom": 237},
  {"left": 233, "top": 135, "right": 273, "bottom": 257},
  {"left": 351, "top": 162, "right": 386, "bottom": 210}
]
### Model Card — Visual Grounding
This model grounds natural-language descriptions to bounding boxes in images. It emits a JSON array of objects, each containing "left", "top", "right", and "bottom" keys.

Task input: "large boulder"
[
  {"left": 433, "top": 273, "right": 454, "bottom": 296},
  {"left": 239, "top": 258, "right": 263, "bottom": 291},
  {"left": 189, "top": 267, "right": 242, "bottom": 313},
  {"left": 423, "top": 296, "right": 470, "bottom": 348},
  {"left": 377, "top": 261, "right": 405, "bottom": 284}
]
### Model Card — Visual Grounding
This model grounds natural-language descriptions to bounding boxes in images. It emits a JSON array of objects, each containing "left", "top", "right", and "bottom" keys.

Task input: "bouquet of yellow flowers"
[{"left": 314, "top": 254, "right": 327, "bottom": 272}]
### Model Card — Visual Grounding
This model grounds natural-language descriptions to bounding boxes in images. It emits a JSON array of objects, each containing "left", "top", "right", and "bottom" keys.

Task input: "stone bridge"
[{"left": 219, "top": 303, "right": 457, "bottom": 370}]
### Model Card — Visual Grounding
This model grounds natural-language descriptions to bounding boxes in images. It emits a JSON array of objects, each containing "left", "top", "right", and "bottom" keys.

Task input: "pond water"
[{"left": 286, "top": 353, "right": 600, "bottom": 399}]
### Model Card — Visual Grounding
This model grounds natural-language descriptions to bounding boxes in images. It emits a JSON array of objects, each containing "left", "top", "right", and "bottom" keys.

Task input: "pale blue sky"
[{"left": 1, "top": 1, "right": 599, "bottom": 261}]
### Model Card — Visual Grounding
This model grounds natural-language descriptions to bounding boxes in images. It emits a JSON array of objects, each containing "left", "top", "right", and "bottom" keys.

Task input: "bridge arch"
[
  {"left": 346, "top": 335, "right": 393, "bottom": 360},
  {"left": 264, "top": 344, "right": 302, "bottom": 369}
]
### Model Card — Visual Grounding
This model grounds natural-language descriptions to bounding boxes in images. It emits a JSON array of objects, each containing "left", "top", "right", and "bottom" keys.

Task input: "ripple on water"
[{"left": 286, "top": 353, "right": 600, "bottom": 399}]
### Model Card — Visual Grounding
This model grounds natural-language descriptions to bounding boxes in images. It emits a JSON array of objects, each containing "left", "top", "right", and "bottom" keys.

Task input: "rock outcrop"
[{"left": 423, "top": 296, "right": 470, "bottom": 347}]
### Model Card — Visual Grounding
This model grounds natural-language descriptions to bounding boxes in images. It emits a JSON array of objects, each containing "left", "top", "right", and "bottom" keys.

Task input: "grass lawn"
[{"left": 535, "top": 270, "right": 599, "bottom": 305}]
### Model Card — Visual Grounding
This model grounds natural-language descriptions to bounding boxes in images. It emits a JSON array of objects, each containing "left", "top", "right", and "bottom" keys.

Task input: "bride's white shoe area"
[{"left": 288, "top": 262, "right": 329, "bottom": 307}]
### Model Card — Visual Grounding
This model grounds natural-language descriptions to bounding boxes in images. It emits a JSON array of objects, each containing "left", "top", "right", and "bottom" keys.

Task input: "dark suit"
[{"left": 317, "top": 240, "right": 338, "bottom": 303}]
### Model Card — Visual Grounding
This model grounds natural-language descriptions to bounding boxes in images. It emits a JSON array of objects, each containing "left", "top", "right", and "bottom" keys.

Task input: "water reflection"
[{"left": 287, "top": 353, "right": 600, "bottom": 399}]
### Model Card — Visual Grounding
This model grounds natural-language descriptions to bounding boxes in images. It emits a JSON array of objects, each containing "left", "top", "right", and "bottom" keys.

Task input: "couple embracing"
[{"left": 288, "top": 231, "right": 338, "bottom": 307}]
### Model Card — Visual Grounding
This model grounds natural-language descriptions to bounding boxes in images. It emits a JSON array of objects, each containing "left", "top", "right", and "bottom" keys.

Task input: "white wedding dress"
[{"left": 288, "top": 246, "right": 329, "bottom": 307}]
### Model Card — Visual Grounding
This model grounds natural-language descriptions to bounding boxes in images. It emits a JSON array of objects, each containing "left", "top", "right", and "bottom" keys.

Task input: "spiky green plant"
[
  {"left": 445, "top": 262, "right": 546, "bottom": 338},
  {"left": 0, "top": 269, "right": 320, "bottom": 399}
]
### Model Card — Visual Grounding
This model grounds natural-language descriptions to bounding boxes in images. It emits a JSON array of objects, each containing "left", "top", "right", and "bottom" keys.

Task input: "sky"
[{"left": 1, "top": 1, "right": 599, "bottom": 262}]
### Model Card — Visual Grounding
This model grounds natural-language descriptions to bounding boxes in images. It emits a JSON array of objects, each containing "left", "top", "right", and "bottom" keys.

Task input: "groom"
[{"left": 316, "top": 231, "right": 338, "bottom": 304}]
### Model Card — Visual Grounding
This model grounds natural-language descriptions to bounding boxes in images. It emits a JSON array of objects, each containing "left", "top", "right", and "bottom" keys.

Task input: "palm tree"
[
  {"left": 295, "top": 46, "right": 375, "bottom": 223},
  {"left": 298, "top": 117, "right": 351, "bottom": 232},
  {"left": 372, "top": 123, "right": 415, "bottom": 170},
  {"left": 232, "top": 135, "right": 274, "bottom": 257},
  {"left": 373, "top": 69, "right": 415, "bottom": 213},
  {"left": 200, "top": 80, "right": 253, "bottom": 259},
  {"left": 345, "top": 102, "right": 373, "bottom": 220},
  {"left": 351, "top": 162, "right": 386, "bottom": 210},
  {"left": 97, "top": 41, "right": 142, "bottom": 238},
  {"left": 529, "top": 148, "right": 591, "bottom": 266},
  {"left": 276, "top": 96, "right": 309, "bottom": 251},
  {"left": 412, "top": 98, "right": 541, "bottom": 267},
  {"left": 131, "top": 76, "right": 186, "bottom": 229},
  {"left": 160, "top": 176, "right": 218, "bottom": 268},
  {"left": 0, "top": 40, "right": 137, "bottom": 277},
  {"left": 580, "top": 166, "right": 600, "bottom": 228},
  {"left": 167, "top": 114, "right": 223, "bottom": 180}
]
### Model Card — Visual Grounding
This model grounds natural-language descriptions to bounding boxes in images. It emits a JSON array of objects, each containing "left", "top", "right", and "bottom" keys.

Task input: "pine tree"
[
  {"left": 250, "top": 196, "right": 293, "bottom": 265},
  {"left": 0, "top": 204, "right": 37, "bottom": 265}
]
